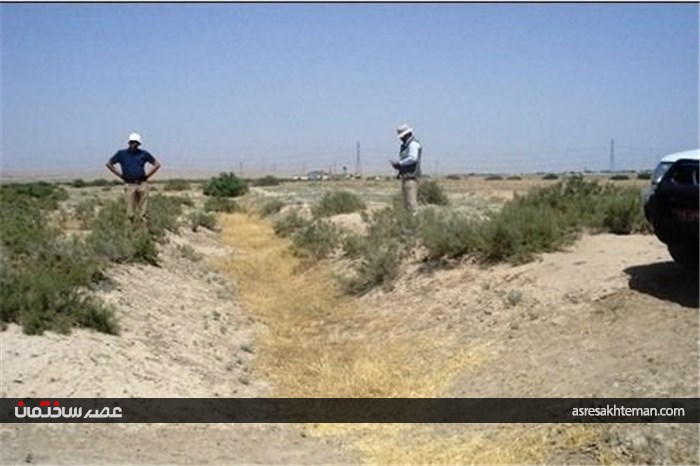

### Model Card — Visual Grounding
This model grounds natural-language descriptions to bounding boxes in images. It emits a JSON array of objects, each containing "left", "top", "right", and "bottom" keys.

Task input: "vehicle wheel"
[{"left": 668, "top": 243, "right": 699, "bottom": 270}]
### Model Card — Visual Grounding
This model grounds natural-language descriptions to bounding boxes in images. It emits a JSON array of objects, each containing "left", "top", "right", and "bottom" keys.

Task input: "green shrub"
[
  {"left": 164, "top": 179, "right": 190, "bottom": 191},
  {"left": 71, "top": 179, "right": 87, "bottom": 188},
  {"left": 190, "top": 211, "right": 218, "bottom": 232},
  {"left": 74, "top": 198, "right": 100, "bottom": 230},
  {"left": 87, "top": 199, "right": 159, "bottom": 265},
  {"left": 418, "top": 180, "right": 450, "bottom": 206},
  {"left": 485, "top": 175, "right": 503, "bottom": 181},
  {"left": 602, "top": 189, "right": 649, "bottom": 234},
  {"left": 610, "top": 174, "right": 630, "bottom": 181},
  {"left": 636, "top": 171, "right": 653, "bottom": 180},
  {"left": 203, "top": 172, "right": 248, "bottom": 198},
  {"left": 363, "top": 206, "right": 419, "bottom": 250},
  {"left": 341, "top": 231, "right": 367, "bottom": 259},
  {"left": 469, "top": 176, "right": 647, "bottom": 263},
  {"left": 259, "top": 199, "right": 285, "bottom": 217},
  {"left": 88, "top": 179, "right": 110, "bottom": 187},
  {"left": 0, "top": 197, "right": 57, "bottom": 257},
  {"left": 0, "top": 184, "right": 124, "bottom": 336},
  {"left": 165, "top": 195, "right": 194, "bottom": 207},
  {"left": 477, "top": 204, "right": 568, "bottom": 264},
  {"left": 507, "top": 176, "right": 522, "bottom": 181},
  {"left": 273, "top": 210, "right": 309, "bottom": 237},
  {"left": 343, "top": 239, "right": 402, "bottom": 295},
  {"left": 418, "top": 209, "right": 479, "bottom": 260},
  {"left": 445, "top": 174, "right": 462, "bottom": 180},
  {"left": 312, "top": 190, "right": 366, "bottom": 217},
  {"left": 292, "top": 219, "right": 341, "bottom": 260},
  {"left": 341, "top": 206, "right": 415, "bottom": 294},
  {"left": 253, "top": 176, "right": 281, "bottom": 187},
  {"left": 204, "top": 196, "right": 239, "bottom": 213},
  {"left": 0, "top": 195, "right": 118, "bottom": 335},
  {"left": 147, "top": 194, "right": 184, "bottom": 239},
  {"left": 542, "top": 173, "right": 559, "bottom": 180},
  {"left": 1, "top": 182, "right": 68, "bottom": 211},
  {"left": 0, "top": 247, "right": 117, "bottom": 335}
]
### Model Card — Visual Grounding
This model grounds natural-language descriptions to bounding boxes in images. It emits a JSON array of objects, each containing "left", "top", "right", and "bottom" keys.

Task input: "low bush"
[
  {"left": 601, "top": 188, "right": 649, "bottom": 234},
  {"left": 204, "top": 196, "right": 239, "bottom": 213},
  {"left": 147, "top": 194, "right": 185, "bottom": 239},
  {"left": 1, "top": 188, "right": 118, "bottom": 335},
  {"left": 341, "top": 231, "right": 367, "bottom": 259},
  {"left": 0, "top": 241, "right": 117, "bottom": 335},
  {"left": 363, "top": 206, "right": 419, "bottom": 250},
  {"left": 507, "top": 175, "right": 522, "bottom": 180},
  {"left": 477, "top": 204, "right": 568, "bottom": 264},
  {"left": 312, "top": 191, "right": 366, "bottom": 217},
  {"left": 89, "top": 179, "right": 110, "bottom": 187},
  {"left": 273, "top": 210, "right": 309, "bottom": 238},
  {"left": 412, "top": 176, "right": 648, "bottom": 264},
  {"left": 74, "top": 198, "right": 100, "bottom": 230},
  {"left": 636, "top": 171, "right": 653, "bottom": 180},
  {"left": 610, "top": 174, "right": 630, "bottom": 181},
  {"left": 203, "top": 172, "right": 248, "bottom": 198},
  {"left": 1, "top": 182, "right": 68, "bottom": 211},
  {"left": 259, "top": 199, "right": 285, "bottom": 217},
  {"left": 418, "top": 209, "right": 479, "bottom": 260},
  {"left": 0, "top": 198, "right": 57, "bottom": 257},
  {"left": 163, "top": 179, "right": 190, "bottom": 191},
  {"left": 343, "top": 239, "right": 402, "bottom": 295},
  {"left": 485, "top": 175, "right": 503, "bottom": 181},
  {"left": 253, "top": 176, "right": 281, "bottom": 187},
  {"left": 71, "top": 179, "right": 87, "bottom": 188},
  {"left": 418, "top": 180, "right": 449, "bottom": 206},
  {"left": 291, "top": 219, "right": 341, "bottom": 260},
  {"left": 341, "top": 206, "right": 415, "bottom": 294},
  {"left": 87, "top": 199, "right": 159, "bottom": 265},
  {"left": 190, "top": 211, "right": 218, "bottom": 232}
]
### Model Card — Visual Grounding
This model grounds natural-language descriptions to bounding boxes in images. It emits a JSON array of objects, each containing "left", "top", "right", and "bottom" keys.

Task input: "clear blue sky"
[{"left": 1, "top": 3, "right": 698, "bottom": 176}]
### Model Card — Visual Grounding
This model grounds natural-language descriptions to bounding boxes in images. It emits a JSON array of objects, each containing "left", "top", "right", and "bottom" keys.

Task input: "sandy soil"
[
  {"left": 1, "top": 179, "right": 697, "bottom": 465},
  {"left": 0, "top": 227, "right": 357, "bottom": 464}
]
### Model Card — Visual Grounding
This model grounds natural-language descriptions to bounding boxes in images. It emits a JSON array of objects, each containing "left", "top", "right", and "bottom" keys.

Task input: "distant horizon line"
[{"left": 0, "top": 167, "right": 652, "bottom": 184}]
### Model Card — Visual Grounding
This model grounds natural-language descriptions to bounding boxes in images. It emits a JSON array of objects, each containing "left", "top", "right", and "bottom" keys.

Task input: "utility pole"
[
  {"left": 355, "top": 141, "right": 362, "bottom": 179},
  {"left": 609, "top": 139, "right": 615, "bottom": 172}
]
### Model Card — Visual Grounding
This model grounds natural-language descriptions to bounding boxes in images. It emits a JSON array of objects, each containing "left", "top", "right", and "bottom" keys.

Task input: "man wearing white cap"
[
  {"left": 390, "top": 124, "right": 422, "bottom": 215},
  {"left": 106, "top": 132, "right": 162, "bottom": 229}
]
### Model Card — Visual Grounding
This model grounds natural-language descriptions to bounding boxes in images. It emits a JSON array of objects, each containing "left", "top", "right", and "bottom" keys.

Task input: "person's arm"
[
  {"left": 106, "top": 154, "right": 124, "bottom": 181},
  {"left": 145, "top": 158, "right": 161, "bottom": 181},
  {"left": 398, "top": 141, "right": 420, "bottom": 166}
]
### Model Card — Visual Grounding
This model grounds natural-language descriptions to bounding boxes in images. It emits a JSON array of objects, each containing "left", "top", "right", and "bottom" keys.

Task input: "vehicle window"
[{"left": 652, "top": 162, "right": 672, "bottom": 185}]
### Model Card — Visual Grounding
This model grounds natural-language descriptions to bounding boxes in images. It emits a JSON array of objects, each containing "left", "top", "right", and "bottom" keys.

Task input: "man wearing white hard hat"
[
  {"left": 106, "top": 132, "right": 162, "bottom": 229},
  {"left": 390, "top": 124, "right": 422, "bottom": 215}
]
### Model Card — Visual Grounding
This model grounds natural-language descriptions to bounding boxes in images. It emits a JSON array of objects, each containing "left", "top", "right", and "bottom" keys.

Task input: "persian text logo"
[{"left": 14, "top": 400, "right": 122, "bottom": 419}]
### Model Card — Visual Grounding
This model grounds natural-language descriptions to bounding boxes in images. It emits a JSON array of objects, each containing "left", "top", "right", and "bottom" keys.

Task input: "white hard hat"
[
  {"left": 127, "top": 132, "right": 142, "bottom": 145},
  {"left": 396, "top": 124, "right": 413, "bottom": 138}
]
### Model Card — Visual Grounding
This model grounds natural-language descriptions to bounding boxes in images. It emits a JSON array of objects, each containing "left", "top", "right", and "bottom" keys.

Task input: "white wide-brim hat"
[{"left": 396, "top": 124, "right": 413, "bottom": 138}]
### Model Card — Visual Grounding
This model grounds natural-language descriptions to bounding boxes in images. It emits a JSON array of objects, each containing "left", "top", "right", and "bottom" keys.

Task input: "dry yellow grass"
[
  {"left": 218, "top": 212, "right": 611, "bottom": 464},
  {"left": 219, "top": 212, "right": 483, "bottom": 398}
]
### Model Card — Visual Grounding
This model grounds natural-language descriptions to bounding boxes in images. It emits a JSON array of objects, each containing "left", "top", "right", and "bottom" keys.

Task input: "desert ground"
[{"left": 1, "top": 176, "right": 698, "bottom": 465}]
